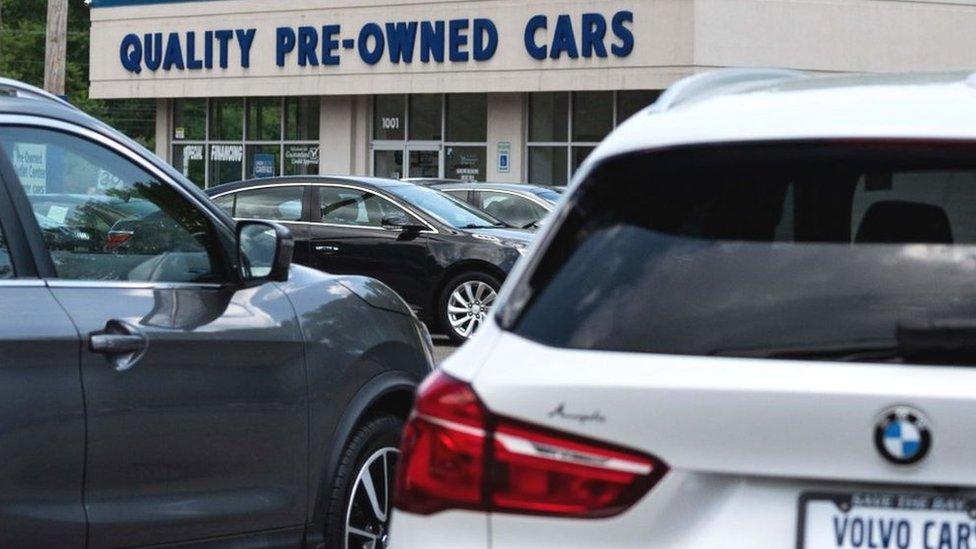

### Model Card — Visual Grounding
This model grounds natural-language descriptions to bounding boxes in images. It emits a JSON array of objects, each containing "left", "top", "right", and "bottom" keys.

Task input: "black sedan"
[
  {"left": 206, "top": 176, "right": 533, "bottom": 342},
  {"left": 430, "top": 182, "right": 562, "bottom": 229}
]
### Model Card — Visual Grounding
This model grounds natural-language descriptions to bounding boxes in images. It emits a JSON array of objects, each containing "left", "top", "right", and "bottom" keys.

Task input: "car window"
[
  {"left": 233, "top": 186, "right": 303, "bottom": 221},
  {"left": 319, "top": 186, "right": 412, "bottom": 228},
  {"left": 509, "top": 142, "right": 976, "bottom": 363},
  {"left": 212, "top": 193, "right": 235, "bottom": 216},
  {"left": 0, "top": 126, "right": 222, "bottom": 283},
  {"left": 442, "top": 190, "right": 469, "bottom": 202},
  {"left": 473, "top": 191, "right": 548, "bottom": 229},
  {"left": 385, "top": 184, "right": 504, "bottom": 229}
]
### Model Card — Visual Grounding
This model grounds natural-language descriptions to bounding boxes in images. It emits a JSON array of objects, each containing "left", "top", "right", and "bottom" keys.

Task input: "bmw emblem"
[{"left": 874, "top": 406, "right": 932, "bottom": 465}]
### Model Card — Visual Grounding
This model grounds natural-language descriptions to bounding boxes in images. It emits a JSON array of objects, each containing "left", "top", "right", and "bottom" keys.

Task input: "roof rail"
[
  {"left": 0, "top": 78, "right": 77, "bottom": 111},
  {"left": 651, "top": 68, "right": 808, "bottom": 113}
]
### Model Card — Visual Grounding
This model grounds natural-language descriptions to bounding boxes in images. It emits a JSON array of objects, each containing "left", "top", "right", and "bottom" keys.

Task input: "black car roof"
[{"left": 204, "top": 175, "right": 414, "bottom": 196}]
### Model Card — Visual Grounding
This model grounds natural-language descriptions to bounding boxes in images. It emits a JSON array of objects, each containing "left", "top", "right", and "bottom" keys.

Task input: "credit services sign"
[{"left": 90, "top": 0, "right": 670, "bottom": 98}]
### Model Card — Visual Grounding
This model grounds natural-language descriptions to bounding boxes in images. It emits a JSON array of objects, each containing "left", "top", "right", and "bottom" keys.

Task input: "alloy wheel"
[
  {"left": 345, "top": 447, "right": 400, "bottom": 549},
  {"left": 447, "top": 280, "right": 498, "bottom": 339}
]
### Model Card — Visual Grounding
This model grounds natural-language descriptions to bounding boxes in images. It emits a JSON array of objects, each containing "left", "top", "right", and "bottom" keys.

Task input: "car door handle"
[
  {"left": 315, "top": 244, "right": 340, "bottom": 254},
  {"left": 90, "top": 334, "right": 145, "bottom": 354},
  {"left": 89, "top": 320, "right": 148, "bottom": 372}
]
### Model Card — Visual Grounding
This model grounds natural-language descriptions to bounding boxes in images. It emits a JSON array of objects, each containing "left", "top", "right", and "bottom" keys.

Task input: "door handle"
[
  {"left": 315, "top": 244, "right": 340, "bottom": 254},
  {"left": 89, "top": 320, "right": 148, "bottom": 372}
]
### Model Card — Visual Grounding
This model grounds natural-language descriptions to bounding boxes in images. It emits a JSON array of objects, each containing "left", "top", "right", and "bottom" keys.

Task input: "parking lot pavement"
[{"left": 432, "top": 336, "right": 459, "bottom": 365}]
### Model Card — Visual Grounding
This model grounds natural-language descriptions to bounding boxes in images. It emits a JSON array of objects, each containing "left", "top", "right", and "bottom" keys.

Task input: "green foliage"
[{"left": 0, "top": 0, "right": 156, "bottom": 150}]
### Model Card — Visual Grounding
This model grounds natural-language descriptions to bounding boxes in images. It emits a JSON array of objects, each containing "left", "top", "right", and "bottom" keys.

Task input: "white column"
[
  {"left": 320, "top": 95, "right": 371, "bottom": 176},
  {"left": 154, "top": 98, "right": 171, "bottom": 161},
  {"left": 486, "top": 93, "right": 524, "bottom": 183}
]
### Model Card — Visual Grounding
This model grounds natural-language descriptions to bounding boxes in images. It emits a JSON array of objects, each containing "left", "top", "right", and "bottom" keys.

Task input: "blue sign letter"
[
  {"left": 120, "top": 33, "right": 142, "bottom": 74},
  {"left": 214, "top": 30, "right": 233, "bottom": 69},
  {"left": 611, "top": 11, "right": 634, "bottom": 57},
  {"left": 186, "top": 31, "right": 203, "bottom": 70},
  {"left": 322, "top": 25, "right": 341, "bottom": 66},
  {"left": 236, "top": 29, "right": 256, "bottom": 68},
  {"left": 524, "top": 15, "right": 547, "bottom": 60},
  {"left": 359, "top": 23, "right": 385, "bottom": 65},
  {"left": 580, "top": 13, "right": 608, "bottom": 58},
  {"left": 420, "top": 21, "right": 445, "bottom": 63},
  {"left": 549, "top": 14, "right": 579, "bottom": 59},
  {"left": 144, "top": 33, "right": 162, "bottom": 71},
  {"left": 472, "top": 18, "right": 497, "bottom": 61},
  {"left": 298, "top": 26, "right": 320, "bottom": 66},
  {"left": 276, "top": 27, "right": 296, "bottom": 67},
  {"left": 448, "top": 19, "right": 469, "bottom": 62},
  {"left": 386, "top": 22, "right": 418, "bottom": 63},
  {"left": 163, "top": 33, "right": 185, "bottom": 71}
]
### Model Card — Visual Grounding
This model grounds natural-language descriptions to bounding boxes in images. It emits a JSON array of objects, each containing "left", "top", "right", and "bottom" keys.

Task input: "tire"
[
  {"left": 323, "top": 414, "right": 404, "bottom": 549},
  {"left": 439, "top": 271, "right": 501, "bottom": 344}
]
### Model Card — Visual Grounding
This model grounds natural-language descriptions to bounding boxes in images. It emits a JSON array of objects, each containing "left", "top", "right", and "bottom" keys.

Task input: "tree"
[{"left": 0, "top": 0, "right": 155, "bottom": 149}]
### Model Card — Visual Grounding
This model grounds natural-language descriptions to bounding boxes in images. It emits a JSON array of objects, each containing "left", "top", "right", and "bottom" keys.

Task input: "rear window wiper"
[{"left": 710, "top": 342, "right": 901, "bottom": 363}]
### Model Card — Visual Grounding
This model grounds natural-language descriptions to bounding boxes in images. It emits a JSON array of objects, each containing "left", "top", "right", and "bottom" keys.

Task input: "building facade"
[{"left": 90, "top": 0, "right": 976, "bottom": 188}]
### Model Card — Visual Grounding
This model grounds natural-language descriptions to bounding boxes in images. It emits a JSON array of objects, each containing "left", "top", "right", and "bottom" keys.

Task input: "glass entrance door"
[
  {"left": 407, "top": 146, "right": 441, "bottom": 178},
  {"left": 373, "top": 147, "right": 405, "bottom": 179}
]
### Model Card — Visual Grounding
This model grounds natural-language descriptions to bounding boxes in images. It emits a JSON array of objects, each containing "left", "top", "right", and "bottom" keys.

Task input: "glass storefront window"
[
  {"left": 527, "top": 90, "right": 661, "bottom": 184},
  {"left": 528, "top": 146, "right": 568, "bottom": 186},
  {"left": 209, "top": 98, "right": 244, "bottom": 141},
  {"left": 284, "top": 144, "right": 320, "bottom": 176},
  {"left": 246, "top": 145, "right": 281, "bottom": 179},
  {"left": 446, "top": 94, "right": 487, "bottom": 143},
  {"left": 285, "top": 97, "right": 320, "bottom": 140},
  {"left": 173, "top": 99, "right": 206, "bottom": 141},
  {"left": 247, "top": 98, "right": 281, "bottom": 141},
  {"left": 445, "top": 146, "right": 487, "bottom": 182},
  {"left": 172, "top": 97, "right": 319, "bottom": 188},
  {"left": 372, "top": 93, "right": 487, "bottom": 180},
  {"left": 374, "top": 150, "right": 404, "bottom": 179},
  {"left": 409, "top": 95, "right": 442, "bottom": 141},
  {"left": 374, "top": 95, "right": 406, "bottom": 141},
  {"left": 617, "top": 90, "right": 661, "bottom": 124},
  {"left": 172, "top": 144, "right": 206, "bottom": 188},
  {"left": 209, "top": 144, "right": 244, "bottom": 186},
  {"left": 572, "top": 91, "right": 614, "bottom": 142},
  {"left": 529, "top": 92, "right": 569, "bottom": 143}
]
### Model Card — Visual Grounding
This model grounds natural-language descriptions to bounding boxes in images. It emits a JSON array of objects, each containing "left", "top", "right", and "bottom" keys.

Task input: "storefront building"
[{"left": 90, "top": 0, "right": 976, "bottom": 188}]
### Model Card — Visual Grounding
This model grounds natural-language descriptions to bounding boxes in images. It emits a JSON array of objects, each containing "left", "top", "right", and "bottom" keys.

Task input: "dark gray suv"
[{"left": 0, "top": 81, "right": 432, "bottom": 548}]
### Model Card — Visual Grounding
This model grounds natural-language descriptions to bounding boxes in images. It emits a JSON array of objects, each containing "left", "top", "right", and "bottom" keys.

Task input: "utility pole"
[{"left": 44, "top": 0, "right": 68, "bottom": 95}]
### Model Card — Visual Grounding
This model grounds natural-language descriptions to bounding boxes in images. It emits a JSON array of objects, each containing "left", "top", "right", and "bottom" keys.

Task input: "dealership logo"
[
  {"left": 118, "top": 12, "right": 634, "bottom": 74},
  {"left": 874, "top": 406, "right": 931, "bottom": 465}
]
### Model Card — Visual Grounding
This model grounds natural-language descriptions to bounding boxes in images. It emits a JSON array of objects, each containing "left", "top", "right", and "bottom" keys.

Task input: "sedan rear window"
[{"left": 507, "top": 142, "right": 976, "bottom": 363}]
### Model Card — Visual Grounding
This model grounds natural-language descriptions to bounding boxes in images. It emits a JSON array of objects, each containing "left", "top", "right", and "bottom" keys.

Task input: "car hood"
[{"left": 460, "top": 227, "right": 534, "bottom": 245}]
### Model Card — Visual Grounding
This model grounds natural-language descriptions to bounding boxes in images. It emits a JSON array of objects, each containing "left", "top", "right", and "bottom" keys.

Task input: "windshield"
[
  {"left": 387, "top": 184, "right": 506, "bottom": 229},
  {"left": 508, "top": 142, "right": 976, "bottom": 363}
]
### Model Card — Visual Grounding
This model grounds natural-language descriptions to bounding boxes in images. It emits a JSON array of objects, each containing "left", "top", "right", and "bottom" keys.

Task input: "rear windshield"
[{"left": 507, "top": 142, "right": 976, "bottom": 363}]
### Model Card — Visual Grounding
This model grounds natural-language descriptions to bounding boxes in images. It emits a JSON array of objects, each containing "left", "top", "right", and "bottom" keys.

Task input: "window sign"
[
  {"left": 497, "top": 141, "right": 511, "bottom": 173},
  {"left": 211, "top": 145, "right": 244, "bottom": 162},
  {"left": 253, "top": 153, "right": 276, "bottom": 177},
  {"left": 285, "top": 145, "right": 320, "bottom": 175},
  {"left": 11, "top": 144, "right": 47, "bottom": 194},
  {"left": 181, "top": 145, "right": 203, "bottom": 175}
]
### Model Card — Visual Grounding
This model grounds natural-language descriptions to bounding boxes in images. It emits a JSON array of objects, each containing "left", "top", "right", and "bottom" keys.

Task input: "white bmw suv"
[{"left": 390, "top": 69, "right": 976, "bottom": 549}]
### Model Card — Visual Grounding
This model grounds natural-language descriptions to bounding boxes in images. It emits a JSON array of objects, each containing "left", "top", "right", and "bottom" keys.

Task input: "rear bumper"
[{"left": 390, "top": 509, "right": 490, "bottom": 549}]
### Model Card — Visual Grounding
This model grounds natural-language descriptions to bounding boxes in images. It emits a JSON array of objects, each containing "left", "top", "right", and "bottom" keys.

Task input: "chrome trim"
[
  {"left": 494, "top": 431, "right": 653, "bottom": 475},
  {"left": 442, "top": 188, "right": 554, "bottom": 211},
  {"left": 0, "top": 279, "right": 46, "bottom": 287},
  {"left": 46, "top": 280, "right": 225, "bottom": 290},
  {"left": 214, "top": 182, "right": 440, "bottom": 234}
]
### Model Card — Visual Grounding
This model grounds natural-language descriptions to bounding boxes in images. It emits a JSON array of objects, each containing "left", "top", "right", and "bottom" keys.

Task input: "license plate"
[{"left": 798, "top": 492, "right": 976, "bottom": 549}]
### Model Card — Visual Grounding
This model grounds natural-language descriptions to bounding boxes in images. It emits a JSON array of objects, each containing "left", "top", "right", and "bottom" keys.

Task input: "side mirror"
[
  {"left": 381, "top": 213, "right": 426, "bottom": 233},
  {"left": 237, "top": 220, "right": 293, "bottom": 284}
]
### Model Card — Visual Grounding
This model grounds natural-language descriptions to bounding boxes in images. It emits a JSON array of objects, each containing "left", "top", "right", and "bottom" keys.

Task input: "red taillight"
[
  {"left": 395, "top": 371, "right": 667, "bottom": 518},
  {"left": 105, "top": 231, "right": 133, "bottom": 250}
]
